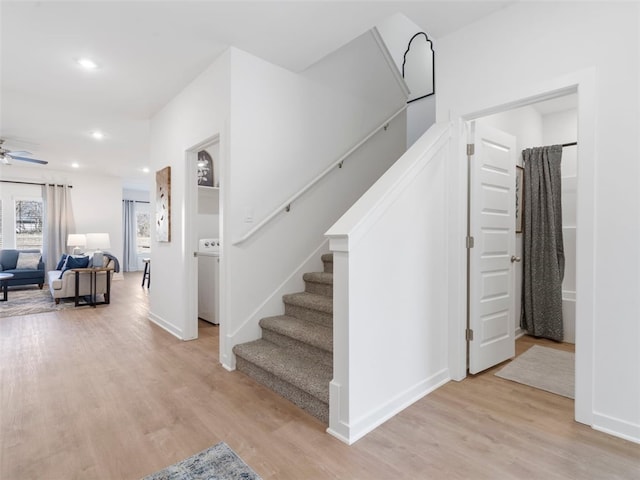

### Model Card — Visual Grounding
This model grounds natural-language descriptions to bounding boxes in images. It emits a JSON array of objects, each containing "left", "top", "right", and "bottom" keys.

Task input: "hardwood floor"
[{"left": 1, "top": 273, "right": 638, "bottom": 479}]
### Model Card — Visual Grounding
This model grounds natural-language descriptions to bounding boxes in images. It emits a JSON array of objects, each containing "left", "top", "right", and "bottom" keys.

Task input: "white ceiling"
[{"left": 0, "top": 1, "right": 514, "bottom": 190}]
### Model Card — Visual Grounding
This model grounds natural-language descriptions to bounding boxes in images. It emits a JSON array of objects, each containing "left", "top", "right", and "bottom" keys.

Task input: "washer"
[{"left": 198, "top": 238, "right": 220, "bottom": 324}]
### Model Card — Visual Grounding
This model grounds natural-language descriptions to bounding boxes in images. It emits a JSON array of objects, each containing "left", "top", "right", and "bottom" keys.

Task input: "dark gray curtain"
[
  {"left": 42, "top": 184, "right": 75, "bottom": 273},
  {"left": 521, "top": 145, "right": 565, "bottom": 341},
  {"left": 122, "top": 200, "right": 138, "bottom": 272}
]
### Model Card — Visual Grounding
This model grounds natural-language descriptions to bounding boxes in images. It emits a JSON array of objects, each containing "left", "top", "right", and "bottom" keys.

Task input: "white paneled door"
[{"left": 469, "top": 123, "right": 517, "bottom": 374}]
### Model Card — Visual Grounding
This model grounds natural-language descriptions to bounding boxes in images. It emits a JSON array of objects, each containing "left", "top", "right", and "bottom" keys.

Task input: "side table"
[
  {"left": 0, "top": 273, "right": 14, "bottom": 302},
  {"left": 71, "top": 267, "right": 113, "bottom": 307}
]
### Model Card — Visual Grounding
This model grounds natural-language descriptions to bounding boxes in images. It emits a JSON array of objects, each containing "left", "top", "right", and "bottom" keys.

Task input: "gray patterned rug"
[
  {"left": 142, "top": 442, "right": 262, "bottom": 480},
  {"left": 495, "top": 345, "right": 575, "bottom": 399},
  {"left": 0, "top": 285, "right": 77, "bottom": 318}
]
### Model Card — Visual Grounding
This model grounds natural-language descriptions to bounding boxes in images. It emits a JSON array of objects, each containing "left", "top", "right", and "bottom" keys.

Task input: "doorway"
[
  {"left": 473, "top": 92, "right": 578, "bottom": 346},
  {"left": 184, "top": 135, "right": 221, "bottom": 341},
  {"left": 460, "top": 82, "right": 594, "bottom": 425}
]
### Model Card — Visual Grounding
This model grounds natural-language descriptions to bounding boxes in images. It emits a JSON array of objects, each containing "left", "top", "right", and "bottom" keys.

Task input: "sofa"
[
  {"left": 0, "top": 249, "right": 45, "bottom": 288},
  {"left": 48, "top": 253, "right": 118, "bottom": 304}
]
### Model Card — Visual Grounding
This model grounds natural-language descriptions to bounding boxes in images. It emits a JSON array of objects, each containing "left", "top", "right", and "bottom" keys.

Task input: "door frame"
[
  {"left": 184, "top": 134, "right": 220, "bottom": 341},
  {"left": 448, "top": 69, "right": 596, "bottom": 427}
]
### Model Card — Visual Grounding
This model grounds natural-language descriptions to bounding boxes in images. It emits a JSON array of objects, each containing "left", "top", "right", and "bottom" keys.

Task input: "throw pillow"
[
  {"left": 59, "top": 255, "right": 90, "bottom": 278},
  {"left": 56, "top": 254, "right": 68, "bottom": 270},
  {"left": 16, "top": 252, "right": 41, "bottom": 270}
]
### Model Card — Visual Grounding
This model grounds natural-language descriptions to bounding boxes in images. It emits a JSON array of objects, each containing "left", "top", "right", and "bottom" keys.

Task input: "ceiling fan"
[{"left": 0, "top": 139, "right": 48, "bottom": 165}]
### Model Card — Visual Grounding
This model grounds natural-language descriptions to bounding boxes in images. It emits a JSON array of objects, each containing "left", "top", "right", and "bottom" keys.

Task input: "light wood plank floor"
[{"left": 1, "top": 273, "right": 638, "bottom": 479}]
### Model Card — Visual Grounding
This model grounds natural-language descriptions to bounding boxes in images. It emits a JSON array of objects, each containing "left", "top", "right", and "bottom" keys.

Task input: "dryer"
[{"left": 198, "top": 238, "right": 220, "bottom": 324}]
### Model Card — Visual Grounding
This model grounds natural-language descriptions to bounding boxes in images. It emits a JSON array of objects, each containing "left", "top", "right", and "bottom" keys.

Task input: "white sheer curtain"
[
  {"left": 42, "top": 184, "right": 75, "bottom": 272},
  {"left": 122, "top": 200, "right": 138, "bottom": 272}
]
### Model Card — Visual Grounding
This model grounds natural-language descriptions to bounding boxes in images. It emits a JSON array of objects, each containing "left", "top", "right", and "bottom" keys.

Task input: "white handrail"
[{"left": 232, "top": 104, "right": 408, "bottom": 246}]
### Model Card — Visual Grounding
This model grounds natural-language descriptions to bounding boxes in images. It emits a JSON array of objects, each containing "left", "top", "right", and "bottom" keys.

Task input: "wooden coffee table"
[{"left": 0, "top": 273, "right": 14, "bottom": 302}]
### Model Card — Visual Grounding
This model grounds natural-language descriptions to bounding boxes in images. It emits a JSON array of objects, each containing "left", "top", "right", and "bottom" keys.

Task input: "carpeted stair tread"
[
  {"left": 260, "top": 315, "right": 333, "bottom": 353},
  {"left": 233, "top": 339, "right": 331, "bottom": 403},
  {"left": 282, "top": 292, "right": 332, "bottom": 314},
  {"left": 302, "top": 272, "right": 333, "bottom": 285}
]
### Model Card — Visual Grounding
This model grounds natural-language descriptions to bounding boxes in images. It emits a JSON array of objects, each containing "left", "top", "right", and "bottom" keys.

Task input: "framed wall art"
[
  {"left": 197, "top": 149, "right": 214, "bottom": 187},
  {"left": 156, "top": 166, "right": 171, "bottom": 242},
  {"left": 402, "top": 31, "right": 435, "bottom": 103}
]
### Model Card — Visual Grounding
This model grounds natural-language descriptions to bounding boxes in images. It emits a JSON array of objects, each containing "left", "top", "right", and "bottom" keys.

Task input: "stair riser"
[
  {"left": 236, "top": 357, "right": 329, "bottom": 423},
  {"left": 305, "top": 281, "right": 333, "bottom": 297},
  {"left": 323, "top": 260, "right": 333, "bottom": 274},
  {"left": 261, "top": 329, "right": 332, "bottom": 367},
  {"left": 284, "top": 304, "right": 332, "bottom": 328}
]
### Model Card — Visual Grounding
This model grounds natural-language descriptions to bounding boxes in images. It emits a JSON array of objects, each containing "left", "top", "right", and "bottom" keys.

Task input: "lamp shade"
[
  {"left": 67, "top": 234, "right": 86, "bottom": 247},
  {"left": 86, "top": 233, "right": 111, "bottom": 250}
]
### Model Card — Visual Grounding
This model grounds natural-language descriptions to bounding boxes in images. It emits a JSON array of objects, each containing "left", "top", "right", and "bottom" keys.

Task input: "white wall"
[
  {"left": 376, "top": 12, "right": 436, "bottom": 147},
  {"left": 123, "top": 188, "right": 149, "bottom": 203},
  {"left": 0, "top": 165, "right": 123, "bottom": 274},
  {"left": 148, "top": 50, "right": 230, "bottom": 338},
  {"left": 326, "top": 123, "right": 451, "bottom": 444},
  {"left": 221, "top": 34, "right": 407, "bottom": 368},
  {"left": 436, "top": 2, "right": 640, "bottom": 443}
]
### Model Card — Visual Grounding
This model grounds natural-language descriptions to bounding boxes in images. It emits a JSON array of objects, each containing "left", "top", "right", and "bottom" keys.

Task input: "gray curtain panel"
[
  {"left": 521, "top": 145, "right": 565, "bottom": 341},
  {"left": 122, "top": 200, "right": 138, "bottom": 272},
  {"left": 42, "top": 184, "right": 75, "bottom": 273}
]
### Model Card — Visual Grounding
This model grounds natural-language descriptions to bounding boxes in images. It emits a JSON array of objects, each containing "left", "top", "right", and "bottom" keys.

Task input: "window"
[
  {"left": 136, "top": 203, "right": 150, "bottom": 254},
  {"left": 0, "top": 184, "right": 43, "bottom": 250},
  {"left": 15, "top": 199, "right": 43, "bottom": 250}
]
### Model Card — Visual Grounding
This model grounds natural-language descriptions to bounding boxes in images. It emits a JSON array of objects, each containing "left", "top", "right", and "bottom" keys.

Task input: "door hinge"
[
  {"left": 466, "top": 236, "right": 474, "bottom": 249},
  {"left": 466, "top": 328, "right": 474, "bottom": 341},
  {"left": 466, "top": 143, "right": 475, "bottom": 156}
]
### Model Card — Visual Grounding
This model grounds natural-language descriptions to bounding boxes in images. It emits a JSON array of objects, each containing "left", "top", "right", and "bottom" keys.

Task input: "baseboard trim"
[
  {"left": 148, "top": 311, "right": 185, "bottom": 340},
  {"left": 329, "top": 368, "right": 450, "bottom": 445},
  {"left": 592, "top": 412, "right": 640, "bottom": 445}
]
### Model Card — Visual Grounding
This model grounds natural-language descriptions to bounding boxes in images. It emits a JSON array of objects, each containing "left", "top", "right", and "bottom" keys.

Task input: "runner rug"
[
  {"left": 142, "top": 442, "right": 262, "bottom": 480},
  {"left": 495, "top": 345, "right": 575, "bottom": 399}
]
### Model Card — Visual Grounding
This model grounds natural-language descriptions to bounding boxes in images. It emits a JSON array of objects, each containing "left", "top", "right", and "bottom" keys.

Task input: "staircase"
[{"left": 233, "top": 253, "right": 334, "bottom": 423}]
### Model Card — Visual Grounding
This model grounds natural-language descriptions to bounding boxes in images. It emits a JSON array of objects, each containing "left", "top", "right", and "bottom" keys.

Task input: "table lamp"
[
  {"left": 67, "top": 234, "right": 86, "bottom": 255},
  {"left": 86, "top": 233, "right": 111, "bottom": 267}
]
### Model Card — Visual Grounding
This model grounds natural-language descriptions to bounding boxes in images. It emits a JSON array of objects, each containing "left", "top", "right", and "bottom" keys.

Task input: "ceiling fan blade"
[
  {"left": 7, "top": 150, "right": 33, "bottom": 156},
  {"left": 7, "top": 154, "right": 48, "bottom": 165}
]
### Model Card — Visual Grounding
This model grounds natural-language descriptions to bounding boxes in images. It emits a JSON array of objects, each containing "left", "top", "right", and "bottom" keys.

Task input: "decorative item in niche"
[
  {"left": 156, "top": 166, "right": 171, "bottom": 242},
  {"left": 197, "top": 149, "right": 214, "bottom": 187},
  {"left": 402, "top": 32, "right": 435, "bottom": 103},
  {"left": 515, "top": 165, "right": 524, "bottom": 233}
]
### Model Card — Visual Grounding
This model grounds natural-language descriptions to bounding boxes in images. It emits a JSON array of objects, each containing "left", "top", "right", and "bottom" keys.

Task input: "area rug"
[
  {"left": 142, "top": 442, "right": 262, "bottom": 480},
  {"left": 495, "top": 345, "right": 575, "bottom": 399},
  {"left": 0, "top": 286, "right": 76, "bottom": 318}
]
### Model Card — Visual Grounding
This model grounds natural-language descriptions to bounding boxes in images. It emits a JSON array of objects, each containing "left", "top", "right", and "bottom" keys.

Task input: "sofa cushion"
[
  {"left": 3, "top": 269, "right": 44, "bottom": 280},
  {"left": 0, "top": 249, "right": 19, "bottom": 270},
  {"left": 16, "top": 252, "right": 41, "bottom": 270},
  {"left": 56, "top": 254, "right": 68, "bottom": 270},
  {"left": 60, "top": 255, "right": 90, "bottom": 278}
]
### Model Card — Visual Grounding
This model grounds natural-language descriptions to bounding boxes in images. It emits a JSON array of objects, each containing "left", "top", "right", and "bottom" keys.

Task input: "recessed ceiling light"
[
  {"left": 71, "top": 162, "right": 80, "bottom": 168},
  {"left": 91, "top": 131, "right": 105, "bottom": 140},
  {"left": 77, "top": 58, "right": 98, "bottom": 70},
  {"left": 141, "top": 167, "right": 150, "bottom": 173}
]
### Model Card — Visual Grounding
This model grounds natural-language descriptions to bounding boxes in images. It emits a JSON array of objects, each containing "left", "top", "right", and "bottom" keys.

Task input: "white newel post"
[{"left": 326, "top": 236, "right": 351, "bottom": 444}]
